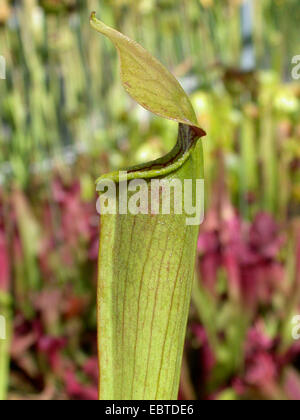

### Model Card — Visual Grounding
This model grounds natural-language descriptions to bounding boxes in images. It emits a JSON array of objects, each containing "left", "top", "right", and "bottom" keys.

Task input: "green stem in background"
[
  {"left": 259, "top": 96, "right": 277, "bottom": 214},
  {"left": 240, "top": 105, "right": 258, "bottom": 219},
  {"left": 0, "top": 292, "right": 11, "bottom": 401},
  {"left": 90, "top": 12, "right": 206, "bottom": 400},
  {"left": 12, "top": 189, "right": 41, "bottom": 316}
]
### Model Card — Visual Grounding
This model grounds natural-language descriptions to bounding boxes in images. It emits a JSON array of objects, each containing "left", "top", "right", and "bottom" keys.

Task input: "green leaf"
[
  {"left": 90, "top": 13, "right": 206, "bottom": 400},
  {"left": 90, "top": 12, "right": 203, "bottom": 130}
]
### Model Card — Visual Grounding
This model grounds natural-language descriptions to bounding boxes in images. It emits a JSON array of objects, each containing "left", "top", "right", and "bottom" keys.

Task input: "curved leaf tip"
[{"left": 90, "top": 12, "right": 206, "bottom": 136}]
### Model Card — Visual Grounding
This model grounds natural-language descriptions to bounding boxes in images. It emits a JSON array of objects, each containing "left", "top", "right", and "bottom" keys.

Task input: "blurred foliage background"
[{"left": 0, "top": 0, "right": 300, "bottom": 400}]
